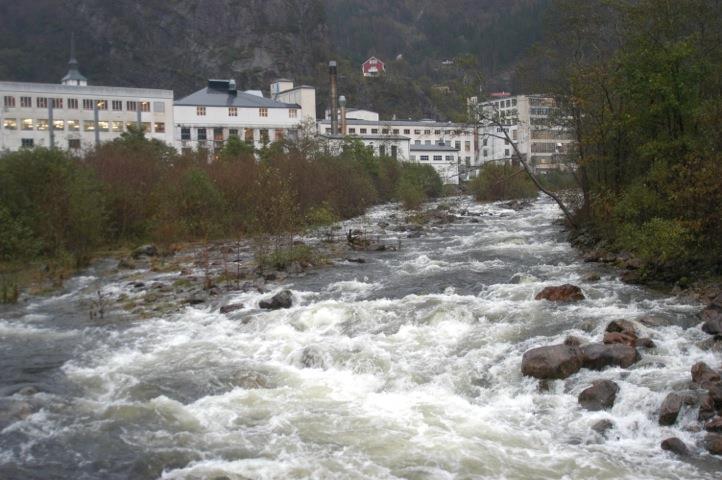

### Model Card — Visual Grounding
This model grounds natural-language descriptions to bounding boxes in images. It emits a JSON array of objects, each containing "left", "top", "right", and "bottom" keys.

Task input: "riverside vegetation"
[{"left": 0, "top": 128, "right": 442, "bottom": 301}]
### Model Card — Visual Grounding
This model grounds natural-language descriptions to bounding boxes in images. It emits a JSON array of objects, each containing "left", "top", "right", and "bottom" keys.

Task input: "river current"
[{"left": 0, "top": 197, "right": 719, "bottom": 479}]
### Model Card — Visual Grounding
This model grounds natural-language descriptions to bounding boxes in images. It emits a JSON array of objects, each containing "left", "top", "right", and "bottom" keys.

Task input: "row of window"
[
  {"left": 2, "top": 96, "right": 164, "bottom": 113},
  {"left": 491, "top": 98, "right": 518, "bottom": 110},
  {"left": 195, "top": 106, "right": 298, "bottom": 118},
  {"left": 343, "top": 127, "right": 468, "bottom": 136},
  {"left": 410, "top": 154, "right": 456, "bottom": 162},
  {"left": 483, "top": 149, "right": 511, "bottom": 157},
  {"left": 19, "top": 138, "right": 84, "bottom": 149},
  {"left": 3, "top": 118, "right": 165, "bottom": 133},
  {"left": 180, "top": 126, "right": 285, "bottom": 142}
]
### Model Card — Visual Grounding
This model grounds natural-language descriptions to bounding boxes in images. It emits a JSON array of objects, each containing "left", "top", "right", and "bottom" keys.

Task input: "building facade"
[
  {"left": 0, "top": 51, "right": 174, "bottom": 152},
  {"left": 321, "top": 134, "right": 410, "bottom": 162},
  {"left": 174, "top": 79, "right": 313, "bottom": 155},
  {"left": 362, "top": 57, "right": 385, "bottom": 77},
  {"left": 409, "top": 144, "right": 461, "bottom": 185}
]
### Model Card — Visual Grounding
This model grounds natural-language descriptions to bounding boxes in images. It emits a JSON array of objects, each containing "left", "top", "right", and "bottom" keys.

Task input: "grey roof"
[
  {"left": 319, "top": 118, "right": 470, "bottom": 128},
  {"left": 410, "top": 144, "right": 459, "bottom": 152},
  {"left": 175, "top": 87, "right": 299, "bottom": 108}
]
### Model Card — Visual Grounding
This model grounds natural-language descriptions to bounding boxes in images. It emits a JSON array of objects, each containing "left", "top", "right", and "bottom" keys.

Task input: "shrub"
[{"left": 469, "top": 163, "right": 537, "bottom": 201}]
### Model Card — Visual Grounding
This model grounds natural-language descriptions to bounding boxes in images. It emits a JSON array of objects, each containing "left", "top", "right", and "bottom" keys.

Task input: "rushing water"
[{"left": 0, "top": 197, "right": 720, "bottom": 480}]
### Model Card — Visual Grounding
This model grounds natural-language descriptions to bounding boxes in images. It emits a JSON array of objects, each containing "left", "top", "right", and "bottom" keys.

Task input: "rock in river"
[
  {"left": 580, "top": 343, "right": 640, "bottom": 370},
  {"left": 661, "top": 437, "right": 690, "bottom": 456},
  {"left": 578, "top": 380, "right": 620, "bottom": 411},
  {"left": 659, "top": 393, "right": 685, "bottom": 426},
  {"left": 704, "top": 434, "right": 722, "bottom": 455},
  {"left": 535, "top": 284, "right": 585, "bottom": 302},
  {"left": 691, "top": 361, "right": 721, "bottom": 387},
  {"left": 259, "top": 289, "right": 293, "bottom": 310},
  {"left": 521, "top": 344, "right": 583, "bottom": 380}
]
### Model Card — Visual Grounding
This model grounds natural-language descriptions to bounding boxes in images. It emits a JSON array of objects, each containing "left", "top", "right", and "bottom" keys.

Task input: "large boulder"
[
  {"left": 701, "top": 308, "right": 722, "bottom": 335},
  {"left": 578, "top": 380, "right": 620, "bottom": 411},
  {"left": 705, "top": 417, "right": 722, "bottom": 433},
  {"left": 580, "top": 343, "right": 640, "bottom": 370},
  {"left": 535, "top": 284, "right": 585, "bottom": 302},
  {"left": 521, "top": 344, "right": 583, "bottom": 380},
  {"left": 259, "top": 289, "right": 293, "bottom": 310},
  {"left": 691, "top": 362, "right": 721, "bottom": 387},
  {"left": 132, "top": 243, "right": 158, "bottom": 259},
  {"left": 704, "top": 434, "right": 722, "bottom": 455},
  {"left": 603, "top": 331, "right": 637, "bottom": 347},
  {"left": 699, "top": 394, "right": 717, "bottom": 421},
  {"left": 661, "top": 437, "right": 690, "bottom": 456},
  {"left": 659, "top": 393, "right": 684, "bottom": 426}
]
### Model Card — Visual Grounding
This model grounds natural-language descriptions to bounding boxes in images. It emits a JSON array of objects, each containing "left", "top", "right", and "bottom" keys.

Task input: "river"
[{"left": 0, "top": 197, "right": 719, "bottom": 479}]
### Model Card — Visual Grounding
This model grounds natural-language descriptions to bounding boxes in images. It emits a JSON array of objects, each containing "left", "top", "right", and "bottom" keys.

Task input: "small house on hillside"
[{"left": 362, "top": 57, "right": 385, "bottom": 77}]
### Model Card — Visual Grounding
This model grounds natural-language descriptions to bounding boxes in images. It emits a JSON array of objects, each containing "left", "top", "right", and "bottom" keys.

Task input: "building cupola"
[{"left": 61, "top": 33, "right": 88, "bottom": 86}]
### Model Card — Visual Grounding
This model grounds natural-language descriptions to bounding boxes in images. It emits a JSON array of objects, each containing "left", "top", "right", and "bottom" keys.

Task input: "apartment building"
[{"left": 0, "top": 48, "right": 174, "bottom": 152}]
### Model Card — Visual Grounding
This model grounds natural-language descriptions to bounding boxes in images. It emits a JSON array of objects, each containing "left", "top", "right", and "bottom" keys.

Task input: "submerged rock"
[
  {"left": 259, "top": 289, "right": 293, "bottom": 310},
  {"left": 591, "top": 419, "right": 614, "bottom": 435},
  {"left": 634, "top": 337, "right": 656, "bottom": 349},
  {"left": 691, "top": 362, "right": 721, "bottom": 387},
  {"left": 346, "top": 257, "right": 366, "bottom": 264},
  {"left": 578, "top": 380, "right": 619, "bottom": 411},
  {"left": 219, "top": 303, "right": 244, "bottom": 314},
  {"left": 534, "top": 284, "right": 585, "bottom": 302},
  {"left": 661, "top": 437, "right": 690, "bottom": 456},
  {"left": 580, "top": 343, "right": 640, "bottom": 370},
  {"left": 521, "top": 344, "right": 583, "bottom": 379},
  {"left": 581, "top": 272, "right": 600, "bottom": 282}
]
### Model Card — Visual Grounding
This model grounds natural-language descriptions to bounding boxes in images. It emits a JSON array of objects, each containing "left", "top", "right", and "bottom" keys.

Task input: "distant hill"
[{"left": 0, "top": 0, "right": 549, "bottom": 120}]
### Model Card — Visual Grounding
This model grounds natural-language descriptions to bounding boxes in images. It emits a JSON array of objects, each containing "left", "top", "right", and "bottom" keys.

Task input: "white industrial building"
[
  {"left": 409, "top": 143, "right": 461, "bottom": 185},
  {"left": 0, "top": 46, "right": 174, "bottom": 152},
  {"left": 173, "top": 78, "right": 316, "bottom": 155},
  {"left": 320, "top": 133, "right": 411, "bottom": 162},
  {"left": 468, "top": 93, "right": 575, "bottom": 172}
]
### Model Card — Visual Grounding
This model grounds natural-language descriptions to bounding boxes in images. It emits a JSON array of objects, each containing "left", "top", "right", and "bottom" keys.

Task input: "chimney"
[
  {"left": 329, "top": 61, "right": 338, "bottom": 135},
  {"left": 339, "top": 95, "right": 347, "bottom": 135},
  {"left": 228, "top": 79, "right": 237, "bottom": 96}
]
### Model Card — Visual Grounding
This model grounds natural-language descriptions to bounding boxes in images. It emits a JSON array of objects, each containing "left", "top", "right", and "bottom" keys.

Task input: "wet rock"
[
  {"left": 591, "top": 419, "right": 614, "bottom": 435},
  {"left": 346, "top": 257, "right": 366, "bottom": 264},
  {"left": 705, "top": 417, "right": 722, "bottom": 432},
  {"left": 534, "top": 284, "right": 585, "bottom": 302},
  {"left": 118, "top": 257, "right": 137, "bottom": 269},
  {"left": 377, "top": 221, "right": 389, "bottom": 229},
  {"left": 578, "top": 319, "right": 597, "bottom": 332},
  {"left": 580, "top": 343, "right": 640, "bottom": 370},
  {"left": 372, "top": 244, "right": 387, "bottom": 252},
  {"left": 697, "top": 336, "right": 722, "bottom": 352},
  {"left": 564, "top": 336, "right": 586, "bottom": 347},
  {"left": 185, "top": 295, "right": 206, "bottom": 305},
  {"left": 234, "top": 371, "right": 270, "bottom": 389},
  {"left": 582, "top": 273, "right": 600, "bottom": 282},
  {"left": 219, "top": 303, "right": 244, "bottom": 314},
  {"left": 704, "top": 434, "right": 722, "bottom": 455},
  {"left": 407, "top": 231, "right": 422, "bottom": 239},
  {"left": 691, "top": 362, "right": 721, "bottom": 387},
  {"left": 603, "top": 331, "right": 637, "bottom": 347},
  {"left": 16, "top": 386, "right": 38, "bottom": 396},
  {"left": 638, "top": 315, "right": 670, "bottom": 327},
  {"left": 521, "top": 344, "right": 583, "bottom": 380},
  {"left": 300, "top": 346, "right": 325, "bottom": 369},
  {"left": 709, "top": 383, "right": 722, "bottom": 409},
  {"left": 701, "top": 308, "right": 722, "bottom": 335},
  {"left": 699, "top": 394, "right": 717, "bottom": 421},
  {"left": 634, "top": 338, "right": 656, "bottom": 349},
  {"left": 605, "top": 320, "right": 637, "bottom": 336},
  {"left": 620, "top": 270, "right": 642, "bottom": 284},
  {"left": 661, "top": 437, "right": 690, "bottom": 456},
  {"left": 659, "top": 393, "right": 685, "bottom": 426},
  {"left": 286, "top": 261, "right": 304, "bottom": 275},
  {"left": 578, "top": 380, "right": 620, "bottom": 411},
  {"left": 259, "top": 289, "right": 293, "bottom": 310},
  {"left": 132, "top": 281, "right": 146, "bottom": 289},
  {"left": 132, "top": 244, "right": 158, "bottom": 259},
  {"left": 470, "top": 218, "right": 480, "bottom": 223}
]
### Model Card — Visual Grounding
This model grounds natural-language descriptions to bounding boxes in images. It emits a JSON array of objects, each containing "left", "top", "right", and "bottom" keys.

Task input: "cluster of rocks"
[{"left": 657, "top": 361, "right": 722, "bottom": 456}]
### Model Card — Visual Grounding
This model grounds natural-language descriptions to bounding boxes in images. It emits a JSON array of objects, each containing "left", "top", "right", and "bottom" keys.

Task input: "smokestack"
[
  {"left": 339, "top": 95, "right": 347, "bottom": 135},
  {"left": 329, "top": 61, "right": 338, "bottom": 135}
]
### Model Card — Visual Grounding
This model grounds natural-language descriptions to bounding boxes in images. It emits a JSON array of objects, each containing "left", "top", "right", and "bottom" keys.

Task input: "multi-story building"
[
  {"left": 468, "top": 93, "right": 574, "bottom": 173},
  {"left": 0, "top": 48, "right": 174, "bottom": 152},
  {"left": 320, "top": 133, "right": 410, "bottom": 162},
  {"left": 409, "top": 143, "right": 461, "bottom": 185},
  {"left": 173, "top": 78, "right": 315, "bottom": 155}
]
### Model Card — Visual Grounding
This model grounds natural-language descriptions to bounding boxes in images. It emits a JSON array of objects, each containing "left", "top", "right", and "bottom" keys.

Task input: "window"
[
  {"left": 98, "top": 121, "right": 109, "bottom": 132},
  {"left": 483, "top": 149, "right": 488, "bottom": 157},
  {"left": 112, "top": 100, "right": 123, "bottom": 111},
  {"left": 51, "top": 98, "right": 63, "bottom": 109},
  {"left": 482, "top": 138, "right": 488, "bottom": 146},
  {"left": 325, "top": 128, "right": 331, "bottom": 133},
  {"left": 260, "top": 128, "right": 269, "bottom": 144},
  {"left": 465, "top": 141, "right": 471, "bottom": 151},
  {"left": 360, "top": 128, "right": 367, "bottom": 134},
  {"left": 244, "top": 128, "right": 254, "bottom": 144},
  {"left": 140, "top": 122, "right": 150, "bottom": 132},
  {"left": 445, "top": 155, "right": 453, "bottom": 161},
  {"left": 512, "top": 98, "right": 517, "bottom": 106},
  {"left": 37, "top": 97, "right": 48, "bottom": 108},
  {"left": 96, "top": 100, "right": 107, "bottom": 110},
  {"left": 213, "top": 128, "right": 223, "bottom": 141},
  {"left": 196, "top": 106, "right": 206, "bottom": 116},
  {"left": 181, "top": 127, "right": 191, "bottom": 140},
  {"left": 504, "top": 139, "right": 509, "bottom": 145},
  {"left": 275, "top": 129, "right": 284, "bottom": 141},
  {"left": 37, "top": 120, "right": 49, "bottom": 131},
  {"left": 53, "top": 120, "right": 65, "bottom": 130},
  {"left": 111, "top": 121, "right": 124, "bottom": 132},
  {"left": 404, "top": 129, "right": 410, "bottom": 134},
  {"left": 20, "top": 97, "right": 31, "bottom": 108},
  {"left": 504, "top": 149, "right": 510, "bottom": 156},
  {"left": 84, "top": 120, "right": 95, "bottom": 131},
  {"left": 391, "top": 145, "right": 398, "bottom": 159},
  {"left": 68, "top": 98, "right": 78, "bottom": 109},
  {"left": 414, "top": 129, "right": 421, "bottom": 134},
  {"left": 140, "top": 101, "right": 150, "bottom": 112},
  {"left": 126, "top": 101, "right": 137, "bottom": 111},
  {"left": 68, "top": 139, "right": 81, "bottom": 150},
  {"left": 228, "top": 107, "right": 237, "bottom": 116},
  {"left": 431, "top": 155, "right": 441, "bottom": 161},
  {"left": 348, "top": 128, "right": 356, "bottom": 134},
  {"left": 420, "top": 155, "right": 429, "bottom": 161},
  {"left": 154, "top": 122, "right": 165, "bottom": 133},
  {"left": 259, "top": 107, "right": 268, "bottom": 117},
  {"left": 381, "top": 129, "right": 389, "bottom": 134},
  {"left": 153, "top": 102, "right": 165, "bottom": 112},
  {"left": 229, "top": 128, "right": 238, "bottom": 137},
  {"left": 82, "top": 99, "right": 94, "bottom": 110},
  {"left": 197, "top": 128, "right": 207, "bottom": 140},
  {"left": 425, "top": 140, "right": 431, "bottom": 145},
  {"left": 4, "top": 96, "right": 15, "bottom": 108},
  {"left": 3, "top": 119, "right": 17, "bottom": 130},
  {"left": 379, "top": 145, "right": 385, "bottom": 156},
  {"left": 424, "top": 129, "right": 431, "bottom": 135},
  {"left": 67, "top": 120, "right": 80, "bottom": 131},
  {"left": 21, "top": 138, "right": 34, "bottom": 148},
  {"left": 371, "top": 129, "right": 378, "bottom": 134},
  {"left": 455, "top": 141, "right": 461, "bottom": 149},
  {"left": 415, "top": 140, "right": 421, "bottom": 144},
  {"left": 393, "top": 129, "right": 399, "bottom": 134},
  {"left": 21, "top": 118, "right": 33, "bottom": 130},
  {"left": 289, "top": 108, "right": 297, "bottom": 118},
  {"left": 435, "top": 130, "right": 441, "bottom": 135}
]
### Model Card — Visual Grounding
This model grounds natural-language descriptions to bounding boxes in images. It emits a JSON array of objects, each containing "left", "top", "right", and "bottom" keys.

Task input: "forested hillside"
[{"left": 0, "top": 0, "right": 548, "bottom": 120}]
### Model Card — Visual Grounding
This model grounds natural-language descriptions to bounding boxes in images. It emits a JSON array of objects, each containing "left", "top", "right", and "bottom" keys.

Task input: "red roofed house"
[{"left": 362, "top": 57, "right": 385, "bottom": 77}]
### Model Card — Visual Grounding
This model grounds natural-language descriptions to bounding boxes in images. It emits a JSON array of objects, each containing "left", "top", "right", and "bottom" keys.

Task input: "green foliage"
[
  {"left": 616, "top": 218, "right": 691, "bottom": 265},
  {"left": 259, "top": 244, "right": 317, "bottom": 271},
  {"left": 219, "top": 135, "right": 254, "bottom": 162},
  {"left": 305, "top": 204, "right": 339, "bottom": 229},
  {"left": 394, "top": 162, "right": 444, "bottom": 210},
  {"left": 469, "top": 163, "right": 537, "bottom": 202}
]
